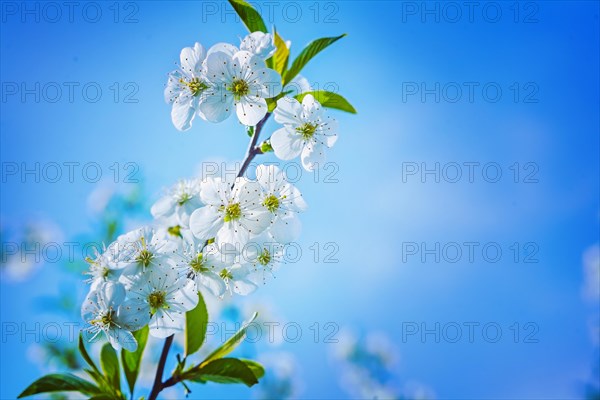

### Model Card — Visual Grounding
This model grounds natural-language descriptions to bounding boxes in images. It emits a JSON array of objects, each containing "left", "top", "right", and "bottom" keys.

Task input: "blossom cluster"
[
  {"left": 82, "top": 165, "right": 306, "bottom": 350},
  {"left": 81, "top": 32, "right": 341, "bottom": 352},
  {"left": 165, "top": 32, "right": 339, "bottom": 172}
]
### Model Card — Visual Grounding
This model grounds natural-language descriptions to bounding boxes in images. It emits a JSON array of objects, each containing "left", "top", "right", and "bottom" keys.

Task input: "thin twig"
[
  {"left": 236, "top": 112, "right": 271, "bottom": 178},
  {"left": 148, "top": 334, "right": 174, "bottom": 400}
]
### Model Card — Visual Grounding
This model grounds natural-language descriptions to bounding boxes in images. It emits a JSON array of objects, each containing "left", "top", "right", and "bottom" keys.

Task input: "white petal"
[
  {"left": 237, "top": 180, "right": 261, "bottom": 207},
  {"left": 317, "top": 117, "right": 339, "bottom": 147},
  {"left": 149, "top": 310, "right": 186, "bottom": 338},
  {"left": 200, "top": 177, "right": 229, "bottom": 205},
  {"left": 151, "top": 195, "right": 176, "bottom": 219},
  {"left": 108, "top": 328, "right": 137, "bottom": 352},
  {"left": 242, "top": 209, "right": 271, "bottom": 237},
  {"left": 102, "top": 281, "right": 125, "bottom": 308},
  {"left": 301, "top": 142, "right": 327, "bottom": 171},
  {"left": 148, "top": 264, "right": 178, "bottom": 289},
  {"left": 169, "top": 281, "right": 199, "bottom": 313},
  {"left": 302, "top": 94, "right": 323, "bottom": 120},
  {"left": 233, "top": 278, "right": 257, "bottom": 295},
  {"left": 81, "top": 291, "right": 99, "bottom": 322},
  {"left": 284, "top": 74, "right": 312, "bottom": 96},
  {"left": 205, "top": 51, "right": 235, "bottom": 82},
  {"left": 236, "top": 97, "right": 267, "bottom": 126},
  {"left": 230, "top": 267, "right": 257, "bottom": 295},
  {"left": 217, "top": 222, "right": 250, "bottom": 248},
  {"left": 270, "top": 127, "right": 304, "bottom": 160},
  {"left": 240, "top": 32, "right": 276, "bottom": 59},
  {"left": 233, "top": 50, "right": 265, "bottom": 72},
  {"left": 274, "top": 96, "right": 303, "bottom": 125},
  {"left": 198, "top": 89, "right": 234, "bottom": 123},
  {"left": 190, "top": 207, "right": 222, "bottom": 240},
  {"left": 171, "top": 95, "right": 197, "bottom": 131},
  {"left": 207, "top": 42, "right": 238, "bottom": 57},
  {"left": 117, "top": 299, "right": 150, "bottom": 331},
  {"left": 270, "top": 214, "right": 302, "bottom": 243},
  {"left": 180, "top": 42, "right": 205, "bottom": 76},
  {"left": 197, "top": 272, "right": 227, "bottom": 297},
  {"left": 164, "top": 71, "right": 184, "bottom": 104},
  {"left": 253, "top": 68, "right": 282, "bottom": 98},
  {"left": 255, "top": 164, "right": 282, "bottom": 191},
  {"left": 280, "top": 184, "right": 308, "bottom": 212}
]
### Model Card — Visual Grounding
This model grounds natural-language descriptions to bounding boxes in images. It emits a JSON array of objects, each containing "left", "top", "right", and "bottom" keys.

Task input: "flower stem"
[
  {"left": 148, "top": 334, "right": 174, "bottom": 400},
  {"left": 236, "top": 113, "right": 271, "bottom": 178}
]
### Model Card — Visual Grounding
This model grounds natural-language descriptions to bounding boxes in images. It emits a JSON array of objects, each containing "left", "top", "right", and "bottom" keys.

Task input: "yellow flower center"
[
  {"left": 257, "top": 249, "right": 271, "bottom": 266},
  {"left": 180, "top": 77, "right": 208, "bottom": 96},
  {"left": 262, "top": 194, "right": 280, "bottom": 213},
  {"left": 296, "top": 123, "right": 317, "bottom": 140},
  {"left": 148, "top": 291, "right": 167, "bottom": 313},
  {"left": 223, "top": 202, "right": 242, "bottom": 222},
  {"left": 229, "top": 78, "right": 250, "bottom": 100}
]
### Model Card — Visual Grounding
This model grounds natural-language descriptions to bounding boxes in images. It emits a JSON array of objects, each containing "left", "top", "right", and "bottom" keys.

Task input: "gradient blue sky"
[{"left": 1, "top": 1, "right": 599, "bottom": 399}]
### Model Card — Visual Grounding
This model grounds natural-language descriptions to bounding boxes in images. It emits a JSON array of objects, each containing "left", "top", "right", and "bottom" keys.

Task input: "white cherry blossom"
[
  {"left": 127, "top": 266, "right": 198, "bottom": 338},
  {"left": 189, "top": 177, "right": 271, "bottom": 248},
  {"left": 200, "top": 50, "right": 281, "bottom": 126},
  {"left": 111, "top": 227, "right": 178, "bottom": 286},
  {"left": 255, "top": 164, "right": 307, "bottom": 243},
  {"left": 271, "top": 94, "right": 338, "bottom": 171},
  {"left": 81, "top": 281, "right": 149, "bottom": 351},
  {"left": 176, "top": 238, "right": 229, "bottom": 297},
  {"left": 151, "top": 179, "right": 203, "bottom": 228}
]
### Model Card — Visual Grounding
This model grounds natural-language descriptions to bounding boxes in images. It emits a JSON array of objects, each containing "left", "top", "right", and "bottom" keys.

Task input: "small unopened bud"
[{"left": 260, "top": 140, "right": 273, "bottom": 153}]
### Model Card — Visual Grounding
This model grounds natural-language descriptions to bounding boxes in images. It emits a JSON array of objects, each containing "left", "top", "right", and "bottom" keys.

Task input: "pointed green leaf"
[
  {"left": 227, "top": 0, "right": 267, "bottom": 33},
  {"left": 240, "top": 359, "right": 265, "bottom": 379},
  {"left": 78, "top": 334, "right": 101, "bottom": 376},
  {"left": 283, "top": 34, "right": 346, "bottom": 85},
  {"left": 187, "top": 358, "right": 259, "bottom": 386},
  {"left": 186, "top": 291, "right": 209, "bottom": 356},
  {"left": 83, "top": 368, "right": 109, "bottom": 391},
  {"left": 18, "top": 374, "right": 102, "bottom": 398},
  {"left": 201, "top": 313, "right": 258, "bottom": 366},
  {"left": 121, "top": 326, "right": 149, "bottom": 396},
  {"left": 295, "top": 90, "right": 357, "bottom": 114},
  {"left": 271, "top": 31, "right": 289, "bottom": 75},
  {"left": 100, "top": 343, "right": 120, "bottom": 391}
]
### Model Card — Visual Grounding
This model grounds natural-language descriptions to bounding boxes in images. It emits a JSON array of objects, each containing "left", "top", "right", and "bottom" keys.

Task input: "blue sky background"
[{"left": 1, "top": 1, "right": 599, "bottom": 399}]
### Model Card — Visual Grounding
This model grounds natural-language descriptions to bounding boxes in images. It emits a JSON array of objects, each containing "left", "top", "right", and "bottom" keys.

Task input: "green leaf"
[
  {"left": 227, "top": 0, "right": 267, "bottom": 33},
  {"left": 186, "top": 291, "right": 209, "bottom": 356},
  {"left": 240, "top": 359, "right": 265, "bottom": 379},
  {"left": 100, "top": 343, "right": 120, "bottom": 391},
  {"left": 295, "top": 90, "right": 357, "bottom": 114},
  {"left": 283, "top": 34, "right": 346, "bottom": 85},
  {"left": 18, "top": 374, "right": 102, "bottom": 398},
  {"left": 83, "top": 368, "right": 108, "bottom": 391},
  {"left": 121, "top": 326, "right": 149, "bottom": 396},
  {"left": 201, "top": 312, "right": 258, "bottom": 366},
  {"left": 271, "top": 31, "right": 289, "bottom": 75},
  {"left": 187, "top": 358, "right": 259, "bottom": 386},
  {"left": 78, "top": 334, "right": 101, "bottom": 376}
]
